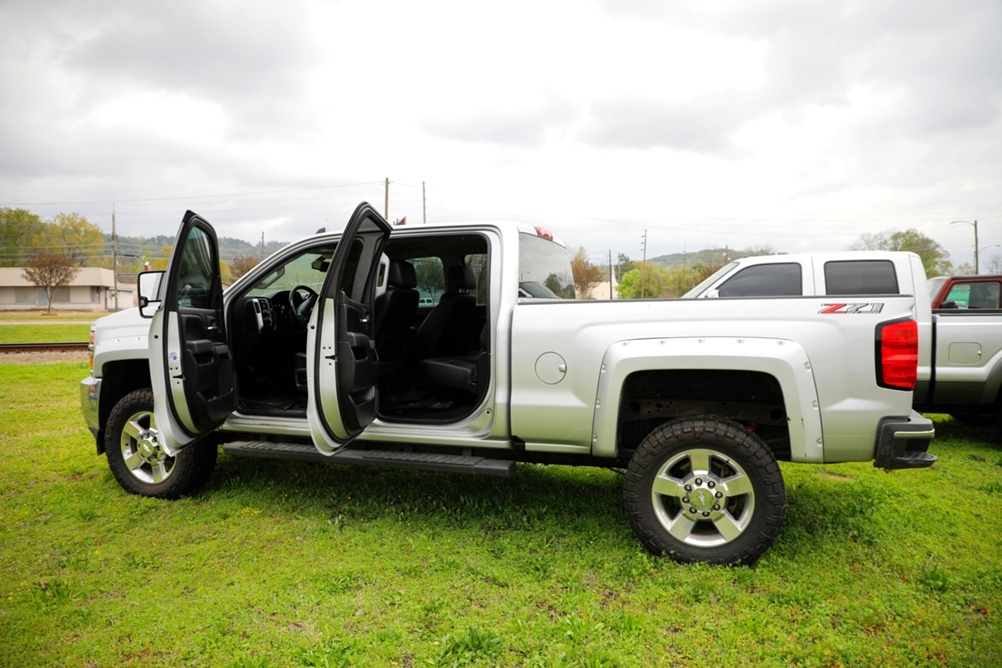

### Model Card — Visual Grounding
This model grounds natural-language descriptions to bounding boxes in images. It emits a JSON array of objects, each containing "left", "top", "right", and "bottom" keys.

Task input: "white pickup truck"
[
  {"left": 688, "top": 253, "right": 1002, "bottom": 430},
  {"left": 80, "top": 204, "right": 935, "bottom": 565}
]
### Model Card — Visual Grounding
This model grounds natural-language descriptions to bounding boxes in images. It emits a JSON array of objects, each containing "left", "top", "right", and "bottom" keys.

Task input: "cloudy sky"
[{"left": 2, "top": 0, "right": 1000, "bottom": 266}]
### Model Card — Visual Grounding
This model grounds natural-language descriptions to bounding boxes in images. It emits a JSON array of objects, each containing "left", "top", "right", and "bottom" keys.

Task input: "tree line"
[
  {"left": 570, "top": 228, "right": 958, "bottom": 299},
  {"left": 1, "top": 207, "right": 277, "bottom": 312},
  {"left": 2, "top": 206, "right": 963, "bottom": 309}
]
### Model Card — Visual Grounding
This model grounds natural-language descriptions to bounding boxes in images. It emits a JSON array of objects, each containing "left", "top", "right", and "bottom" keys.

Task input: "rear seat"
[{"left": 420, "top": 326, "right": 488, "bottom": 396}]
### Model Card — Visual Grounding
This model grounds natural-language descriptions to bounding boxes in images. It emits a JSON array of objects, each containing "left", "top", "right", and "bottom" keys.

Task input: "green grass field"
[
  {"left": 0, "top": 323, "right": 91, "bottom": 343},
  {"left": 1, "top": 361, "right": 1000, "bottom": 666}
]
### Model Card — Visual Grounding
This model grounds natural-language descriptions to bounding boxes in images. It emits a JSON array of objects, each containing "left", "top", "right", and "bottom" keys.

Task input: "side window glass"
[
  {"left": 967, "top": 281, "right": 1001, "bottom": 309},
  {"left": 412, "top": 257, "right": 445, "bottom": 305},
  {"left": 517, "top": 233, "right": 575, "bottom": 299},
  {"left": 825, "top": 260, "right": 898, "bottom": 295},
  {"left": 177, "top": 226, "right": 215, "bottom": 308},
  {"left": 717, "top": 264, "right": 802, "bottom": 297},
  {"left": 943, "top": 284, "right": 971, "bottom": 308}
]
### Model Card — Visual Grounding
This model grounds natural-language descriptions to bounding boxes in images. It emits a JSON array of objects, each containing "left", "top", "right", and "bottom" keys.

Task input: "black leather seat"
[
  {"left": 415, "top": 265, "right": 479, "bottom": 359},
  {"left": 373, "top": 260, "right": 419, "bottom": 377},
  {"left": 420, "top": 325, "right": 489, "bottom": 397}
]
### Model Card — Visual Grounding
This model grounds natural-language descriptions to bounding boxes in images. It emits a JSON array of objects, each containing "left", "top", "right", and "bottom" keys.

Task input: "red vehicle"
[{"left": 928, "top": 275, "right": 1002, "bottom": 310}]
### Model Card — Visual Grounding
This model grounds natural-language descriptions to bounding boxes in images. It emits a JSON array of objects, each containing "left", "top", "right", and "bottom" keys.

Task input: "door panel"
[
  {"left": 308, "top": 203, "right": 392, "bottom": 454},
  {"left": 150, "top": 211, "right": 235, "bottom": 454}
]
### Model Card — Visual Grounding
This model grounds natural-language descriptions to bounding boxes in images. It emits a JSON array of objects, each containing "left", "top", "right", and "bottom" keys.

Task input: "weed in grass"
[
  {"left": 77, "top": 506, "right": 99, "bottom": 522},
  {"left": 982, "top": 480, "right": 1002, "bottom": 494},
  {"left": 298, "top": 638, "right": 360, "bottom": 668},
  {"left": 314, "top": 571, "right": 366, "bottom": 596},
  {"left": 429, "top": 626, "right": 504, "bottom": 667},
  {"left": 123, "top": 553, "right": 156, "bottom": 570},
  {"left": 559, "top": 612, "right": 605, "bottom": 643},
  {"left": 33, "top": 578, "right": 71, "bottom": 606},
  {"left": 918, "top": 563, "right": 951, "bottom": 592},
  {"left": 228, "top": 656, "right": 275, "bottom": 668},
  {"left": 608, "top": 610, "right": 642, "bottom": 638}
]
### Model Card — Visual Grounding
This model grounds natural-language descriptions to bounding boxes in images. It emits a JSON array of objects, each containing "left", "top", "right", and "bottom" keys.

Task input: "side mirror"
[
  {"left": 138, "top": 271, "right": 164, "bottom": 318},
  {"left": 701, "top": 289, "right": 721, "bottom": 299}
]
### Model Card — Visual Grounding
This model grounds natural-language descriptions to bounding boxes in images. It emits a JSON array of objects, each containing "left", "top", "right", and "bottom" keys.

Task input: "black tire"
[
  {"left": 104, "top": 389, "right": 217, "bottom": 499},
  {"left": 624, "top": 417, "right": 786, "bottom": 565}
]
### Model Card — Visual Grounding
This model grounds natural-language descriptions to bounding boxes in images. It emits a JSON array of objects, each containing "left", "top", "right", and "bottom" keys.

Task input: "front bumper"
[
  {"left": 874, "top": 410, "right": 936, "bottom": 470},
  {"left": 80, "top": 376, "right": 101, "bottom": 450}
]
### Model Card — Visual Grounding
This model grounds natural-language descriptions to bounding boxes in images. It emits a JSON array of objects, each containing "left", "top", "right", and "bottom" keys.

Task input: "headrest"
[
  {"left": 447, "top": 265, "right": 476, "bottom": 291},
  {"left": 388, "top": 260, "right": 417, "bottom": 289}
]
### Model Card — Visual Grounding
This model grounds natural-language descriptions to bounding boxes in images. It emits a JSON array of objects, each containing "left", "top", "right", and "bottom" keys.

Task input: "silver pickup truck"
[
  {"left": 689, "top": 253, "right": 1002, "bottom": 430},
  {"left": 81, "top": 204, "right": 934, "bottom": 565}
]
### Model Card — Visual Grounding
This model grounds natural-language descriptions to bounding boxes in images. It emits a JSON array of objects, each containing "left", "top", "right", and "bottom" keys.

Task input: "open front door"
[
  {"left": 149, "top": 211, "right": 236, "bottom": 454},
  {"left": 307, "top": 202, "right": 392, "bottom": 454}
]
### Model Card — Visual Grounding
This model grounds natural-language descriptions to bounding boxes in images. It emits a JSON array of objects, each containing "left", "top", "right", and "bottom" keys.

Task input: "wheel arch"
[
  {"left": 980, "top": 353, "right": 1002, "bottom": 406},
  {"left": 95, "top": 359, "right": 152, "bottom": 455},
  {"left": 591, "top": 337, "right": 823, "bottom": 464}
]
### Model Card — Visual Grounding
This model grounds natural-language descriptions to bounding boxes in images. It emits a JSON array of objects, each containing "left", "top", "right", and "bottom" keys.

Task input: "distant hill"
[
  {"left": 103, "top": 234, "right": 290, "bottom": 269},
  {"left": 647, "top": 246, "right": 781, "bottom": 269}
]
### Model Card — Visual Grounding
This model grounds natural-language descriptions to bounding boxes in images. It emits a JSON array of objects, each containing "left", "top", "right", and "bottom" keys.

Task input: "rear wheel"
[
  {"left": 624, "top": 417, "right": 786, "bottom": 565},
  {"left": 104, "top": 389, "right": 217, "bottom": 499}
]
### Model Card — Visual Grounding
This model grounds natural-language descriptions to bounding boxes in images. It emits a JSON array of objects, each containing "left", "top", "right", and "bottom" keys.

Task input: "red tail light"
[{"left": 876, "top": 319, "right": 918, "bottom": 390}]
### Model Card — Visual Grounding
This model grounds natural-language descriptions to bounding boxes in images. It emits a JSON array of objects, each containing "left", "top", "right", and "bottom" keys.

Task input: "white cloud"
[{"left": 0, "top": 0, "right": 999, "bottom": 267}]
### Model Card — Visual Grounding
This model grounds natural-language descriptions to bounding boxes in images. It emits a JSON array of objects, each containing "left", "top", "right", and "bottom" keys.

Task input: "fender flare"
[{"left": 591, "top": 336, "right": 824, "bottom": 463}]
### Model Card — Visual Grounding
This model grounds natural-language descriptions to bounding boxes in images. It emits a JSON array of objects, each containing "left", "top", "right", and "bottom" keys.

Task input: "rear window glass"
[
  {"left": 717, "top": 263, "right": 802, "bottom": 297},
  {"left": 824, "top": 260, "right": 898, "bottom": 295}
]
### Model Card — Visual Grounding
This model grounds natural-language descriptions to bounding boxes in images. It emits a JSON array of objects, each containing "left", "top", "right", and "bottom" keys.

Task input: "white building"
[
  {"left": 0, "top": 267, "right": 134, "bottom": 311},
  {"left": 584, "top": 274, "right": 620, "bottom": 300}
]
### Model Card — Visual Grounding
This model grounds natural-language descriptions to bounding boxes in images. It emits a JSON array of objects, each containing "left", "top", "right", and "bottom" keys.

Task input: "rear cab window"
[{"left": 824, "top": 260, "right": 898, "bottom": 295}]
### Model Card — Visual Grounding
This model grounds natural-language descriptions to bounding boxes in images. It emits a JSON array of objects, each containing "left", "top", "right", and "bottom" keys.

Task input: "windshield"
[
  {"left": 245, "top": 246, "right": 336, "bottom": 296},
  {"left": 927, "top": 276, "right": 947, "bottom": 302}
]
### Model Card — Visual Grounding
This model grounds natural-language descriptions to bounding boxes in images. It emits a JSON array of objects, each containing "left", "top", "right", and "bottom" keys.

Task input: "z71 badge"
[{"left": 819, "top": 303, "right": 885, "bottom": 314}]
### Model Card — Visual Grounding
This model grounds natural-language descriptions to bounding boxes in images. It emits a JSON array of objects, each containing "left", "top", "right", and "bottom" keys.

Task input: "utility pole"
[
  {"left": 112, "top": 204, "right": 119, "bottom": 311},
  {"left": 608, "top": 250, "right": 613, "bottom": 299},
  {"left": 260, "top": 232, "right": 265, "bottom": 260},
  {"left": 975, "top": 220, "right": 980, "bottom": 275},
  {"left": 640, "top": 230, "right": 648, "bottom": 299},
  {"left": 384, "top": 177, "right": 390, "bottom": 219},
  {"left": 422, "top": 181, "right": 427, "bottom": 225}
]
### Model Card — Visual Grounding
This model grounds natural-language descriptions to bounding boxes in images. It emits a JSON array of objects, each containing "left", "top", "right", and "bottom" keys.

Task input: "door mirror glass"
[{"left": 137, "top": 271, "right": 164, "bottom": 318}]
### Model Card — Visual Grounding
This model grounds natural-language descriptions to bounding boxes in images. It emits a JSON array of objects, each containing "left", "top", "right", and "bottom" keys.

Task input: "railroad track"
[{"left": 0, "top": 342, "right": 90, "bottom": 354}]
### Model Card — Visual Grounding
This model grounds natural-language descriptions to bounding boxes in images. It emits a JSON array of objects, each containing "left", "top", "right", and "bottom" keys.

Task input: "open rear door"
[
  {"left": 307, "top": 202, "right": 392, "bottom": 454},
  {"left": 149, "top": 211, "right": 236, "bottom": 454}
]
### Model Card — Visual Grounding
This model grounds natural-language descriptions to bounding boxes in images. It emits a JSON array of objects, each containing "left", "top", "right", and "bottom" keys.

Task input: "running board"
[{"left": 222, "top": 440, "right": 515, "bottom": 477}]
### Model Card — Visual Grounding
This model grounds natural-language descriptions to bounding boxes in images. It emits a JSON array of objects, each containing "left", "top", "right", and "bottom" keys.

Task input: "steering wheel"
[{"left": 287, "top": 285, "right": 318, "bottom": 327}]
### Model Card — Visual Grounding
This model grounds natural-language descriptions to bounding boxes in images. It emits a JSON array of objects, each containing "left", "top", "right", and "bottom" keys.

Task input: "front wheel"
[
  {"left": 104, "top": 389, "right": 217, "bottom": 499},
  {"left": 624, "top": 417, "right": 786, "bottom": 565}
]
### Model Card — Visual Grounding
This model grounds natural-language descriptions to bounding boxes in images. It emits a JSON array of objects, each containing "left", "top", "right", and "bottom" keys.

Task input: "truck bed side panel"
[
  {"left": 509, "top": 296, "right": 919, "bottom": 463},
  {"left": 928, "top": 311, "right": 1002, "bottom": 406}
]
